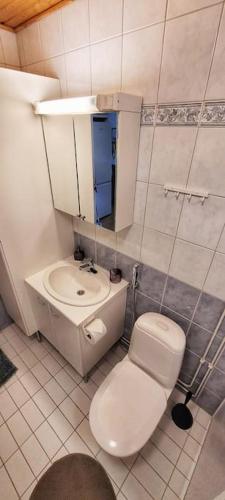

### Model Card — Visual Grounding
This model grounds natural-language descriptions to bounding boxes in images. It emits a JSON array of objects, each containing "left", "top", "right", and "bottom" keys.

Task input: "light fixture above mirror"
[{"left": 34, "top": 92, "right": 142, "bottom": 116}]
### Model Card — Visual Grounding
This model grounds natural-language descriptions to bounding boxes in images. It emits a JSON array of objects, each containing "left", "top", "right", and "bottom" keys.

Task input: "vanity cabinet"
[
  {"left": 28, "top": 284, "right": 127, "bottom": 378},
  {"left": 50, "top": 305, "right": 82, "bottom": 374},
  {"left": 32, "top": 292, "right": 54, "bottom": 345}
]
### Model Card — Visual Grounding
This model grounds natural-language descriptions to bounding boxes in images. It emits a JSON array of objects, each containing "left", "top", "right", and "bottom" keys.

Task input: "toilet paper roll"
[{"left": 83, "top": 318, "right": 107, "bottom": 345}]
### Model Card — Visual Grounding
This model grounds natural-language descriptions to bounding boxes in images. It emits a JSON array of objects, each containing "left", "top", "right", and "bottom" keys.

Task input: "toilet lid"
[{"left": 89, "top": 359, "right": 167, "bottom": 457}]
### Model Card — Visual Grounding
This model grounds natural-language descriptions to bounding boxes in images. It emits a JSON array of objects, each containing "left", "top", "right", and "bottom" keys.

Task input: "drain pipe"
[
  {"left": 177, "top": 309, "right": 225, "bottom": 392},
  {"left": 194, "top": 333, "right": 225, "bottom": 399}
]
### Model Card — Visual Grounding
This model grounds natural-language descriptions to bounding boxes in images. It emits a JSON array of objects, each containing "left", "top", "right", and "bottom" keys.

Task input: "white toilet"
[{"left": 89, "top": 312, "right": 186, "bottom": 458}]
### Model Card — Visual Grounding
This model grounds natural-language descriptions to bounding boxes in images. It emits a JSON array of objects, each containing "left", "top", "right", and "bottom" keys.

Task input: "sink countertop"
[{"left": 25, "top": 256, "right": 129, "bottom": 327}]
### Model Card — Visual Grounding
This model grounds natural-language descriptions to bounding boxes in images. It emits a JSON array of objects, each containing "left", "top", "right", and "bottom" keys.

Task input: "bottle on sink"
[{"left": 74, "top": 246, "right": 85, "bottom": 262}]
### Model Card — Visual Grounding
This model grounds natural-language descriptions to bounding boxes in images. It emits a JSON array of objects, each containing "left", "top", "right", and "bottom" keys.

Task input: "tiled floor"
[{"left": 0, "top": 324, "right": 211, "bottom": 500}]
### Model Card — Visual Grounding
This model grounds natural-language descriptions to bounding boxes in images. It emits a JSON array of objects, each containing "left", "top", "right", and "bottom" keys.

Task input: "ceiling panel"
[{"left": 0, "top": 0, "right": 73, "bottom": 30}]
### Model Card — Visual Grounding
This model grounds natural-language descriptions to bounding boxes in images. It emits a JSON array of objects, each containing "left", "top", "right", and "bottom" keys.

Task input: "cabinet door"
[
  {"left": 42, "top": 116, "right": 80, "bottom": 217},
  {"left": 32, "top": 293, "right": 54, "bottom": 345},
  {"left": 50, "top": 306, "right": 82, "bottom": 375}
]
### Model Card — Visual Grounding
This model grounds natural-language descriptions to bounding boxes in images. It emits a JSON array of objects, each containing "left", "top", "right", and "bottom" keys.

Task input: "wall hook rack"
[{"left": 163, "top": 185, "right": 209, "bottom": 204}]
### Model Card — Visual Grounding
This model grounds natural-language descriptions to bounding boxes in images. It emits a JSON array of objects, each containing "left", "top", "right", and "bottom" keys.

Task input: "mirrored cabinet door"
[
  {"left": 92, "top": 112, "right": 117, "bottom": 231},
  {"left": 42, "top": 115, "right": 80, "bottom": 217},
  {"left": 42, "top": 110, "right": 140, "bottom": 232}
]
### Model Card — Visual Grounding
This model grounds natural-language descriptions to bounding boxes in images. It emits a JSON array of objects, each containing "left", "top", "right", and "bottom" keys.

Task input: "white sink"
[{"left": 43, "top": 261, "right": 110, "bottom": 306}]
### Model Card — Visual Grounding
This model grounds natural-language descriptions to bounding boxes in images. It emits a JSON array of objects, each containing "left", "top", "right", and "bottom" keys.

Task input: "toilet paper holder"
[{"left": 83, "top": 318, "right": 107, "bottom": 345}]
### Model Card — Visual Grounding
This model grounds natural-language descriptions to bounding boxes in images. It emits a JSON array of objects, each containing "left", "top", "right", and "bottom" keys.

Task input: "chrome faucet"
[{"left": 79, "top": 258, "right": 96, "bottom": 273}]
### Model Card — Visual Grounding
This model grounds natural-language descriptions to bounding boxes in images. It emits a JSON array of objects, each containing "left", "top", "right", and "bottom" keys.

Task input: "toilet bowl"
[{"left": 89, "top": 312, "right": 186, "bottom": 457}]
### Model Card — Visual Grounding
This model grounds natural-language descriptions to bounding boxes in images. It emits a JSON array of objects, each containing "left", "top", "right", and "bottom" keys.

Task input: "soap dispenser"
[{"left": 74, "top": 246, "right": 85, "bottom": 261}]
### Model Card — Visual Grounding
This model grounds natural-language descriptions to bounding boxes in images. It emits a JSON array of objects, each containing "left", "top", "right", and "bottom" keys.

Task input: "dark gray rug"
[
  {"left": 0, "top": 348, "right": 17, "bottom": 385},
  {"left": 30, "top": 453, "right": 116, "bottom": 500}
]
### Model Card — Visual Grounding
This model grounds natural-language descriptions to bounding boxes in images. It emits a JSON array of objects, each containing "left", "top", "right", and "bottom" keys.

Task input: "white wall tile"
[
  {"left": 89, "top": 0, "right": 123, "bottom": 43},
  {"left": 23, "top": 62, "right": 45, "bottom": 76},
  {"left": 16, "top": 31, "right": 24, "bottom": 65},
  {"left": 39, "top": 11, "right": 63, "bottom": 59},
  {"left": 178, "top": 195, "right": 225, "bottom": 250},
  {"left": 137, "top": 127, "right": 154, "bottom": 182},
  {"left": 0, "top": 33, "right": 4, "bottom": 63},
  {"left": 122, "top": 24, "right": 164, "bottom": 103},
  {"left": 145, "top": 184, "right": 184, "bottom": 236},
  {"left": 204, "top": 251, "right": 225, "bottom": 300},
  {"left": 44, "top": 55, "right": 67, "bottom": 96},
  {"left": 206, "top": 5, "right": 225, "bottom": 99},
  {"left": 188, "top": 127, "right": 225, "bottom": 197},
  {"left": 0, "top": 31, "right": 20, "bottom": 67},
  {"left": 61, "top": 0, "right": 89, "bottom": 52},
  {"left": 123, "top": 0, "right": 167, "bottom": 32},
  {"left": 141, "top": 227, "right": 174, "bottom": 273},
  {"left": 169, "top": 239, "right": 213, "bottom": 288},
  {"left": 117, "top": 223, "right": 142, "bottom": 260},
  {"left": 65, "top": 47, "right": 91, "bottom": 96},
  {"left": 217, "top": 226, "right": 225, "bottom": 253},
  {"left": 76, "top": 219, "right": 96, "bottom": 239},
  {"left": 150, "top": 126, "right": 197, "bottom": 186},
  {"left": 159, "top": 6, "right": 221, "bottom": 102},
  {"left": 91, "top": 37, "right": 122, "bottom": 94},
  {"left": 21, "top": 23, "right": 42, "bottom": 65},
  {"left": 134, "top": 181, "right": 148, "bottom": 225},
  {"left": 167, "top": 0, "right": 221, "bottom": 19},
  {"left": 95, "top": 225, "right": 117, "bottom": 250}
]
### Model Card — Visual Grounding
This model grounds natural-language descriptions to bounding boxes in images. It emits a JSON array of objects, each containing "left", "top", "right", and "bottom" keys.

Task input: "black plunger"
[{"left": 171, "top": 391, "right": 193, "bottom": 430}]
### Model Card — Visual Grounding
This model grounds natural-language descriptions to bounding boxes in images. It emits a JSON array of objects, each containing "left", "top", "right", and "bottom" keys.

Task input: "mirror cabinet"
[{"left": 41, "top": 93, "right": 141, "bottom": 232}]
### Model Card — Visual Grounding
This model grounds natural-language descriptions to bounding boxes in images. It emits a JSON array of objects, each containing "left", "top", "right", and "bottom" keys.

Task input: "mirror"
[
  {"left": 42, "top": 109, "right": 139, "bottom": 232},
  {"left": 92, "top": 113, "right": 117, "bottom": 231}
]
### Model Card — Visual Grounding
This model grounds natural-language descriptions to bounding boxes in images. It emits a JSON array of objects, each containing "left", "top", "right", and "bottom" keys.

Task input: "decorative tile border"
[
  {"left": 201, "top": 102, "right": 225, "bottom": 126},
  {"left": 156, "top": 103, "right": 201, "bottom": 126},
  {"left": 141, "top": 106, "right": 155, "bottom": 125},
  {"left": 141, "top": 101, "right": 225, "bottom": 127}
]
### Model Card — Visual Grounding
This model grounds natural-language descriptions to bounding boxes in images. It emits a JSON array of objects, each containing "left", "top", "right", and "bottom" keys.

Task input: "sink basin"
[{"left": 43, "top": 261, "right": 110, "bottom": 306}]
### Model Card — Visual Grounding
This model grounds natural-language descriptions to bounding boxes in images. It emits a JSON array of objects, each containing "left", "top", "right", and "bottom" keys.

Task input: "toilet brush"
[{"left": 171, "top": 391, "right": 193, "bottom": 430}]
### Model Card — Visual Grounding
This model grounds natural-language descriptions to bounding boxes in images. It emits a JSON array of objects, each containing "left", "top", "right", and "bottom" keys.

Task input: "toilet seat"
[{"left": 89, "top": 358, "right": 167, "bottom": 457}]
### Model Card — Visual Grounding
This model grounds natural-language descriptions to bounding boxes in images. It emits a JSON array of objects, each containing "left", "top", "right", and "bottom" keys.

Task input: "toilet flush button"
[{"left": 156, "top": 320, "right": 169, "bottom": 331}]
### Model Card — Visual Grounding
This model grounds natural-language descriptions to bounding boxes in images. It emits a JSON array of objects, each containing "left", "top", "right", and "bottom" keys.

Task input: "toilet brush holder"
[{"left": 171, "top": 391, "right": 193, "bottom": 430}]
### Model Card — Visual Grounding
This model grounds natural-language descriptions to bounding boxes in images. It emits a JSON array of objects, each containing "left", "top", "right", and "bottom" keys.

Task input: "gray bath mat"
[
  {"left": 30, "top": 453, "right": 116, "bottom": 500},
  {"left": 0, "top": 349, "right": 17, "bottom": 385}
]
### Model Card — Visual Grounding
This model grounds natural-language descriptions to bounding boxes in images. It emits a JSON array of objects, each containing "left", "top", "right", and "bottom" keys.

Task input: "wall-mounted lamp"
[{"left": 33, "top": 92, "right": 142, "bottom": 116}]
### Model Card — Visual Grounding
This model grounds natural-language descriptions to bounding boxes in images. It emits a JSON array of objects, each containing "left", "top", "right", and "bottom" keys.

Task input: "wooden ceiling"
[{"left": 0, "top": 0, "right": 73, "bottom": 31}]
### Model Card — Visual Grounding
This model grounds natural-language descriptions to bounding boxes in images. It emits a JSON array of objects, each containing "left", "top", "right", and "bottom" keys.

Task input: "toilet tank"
[{"left": 128, "top": 313, "right": 186, "bottom": 390}]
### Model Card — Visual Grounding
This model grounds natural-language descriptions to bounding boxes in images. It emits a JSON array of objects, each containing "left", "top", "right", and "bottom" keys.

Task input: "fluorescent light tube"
[{"left": 34, "top": 95, "right": 101, "bottom": 115}]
